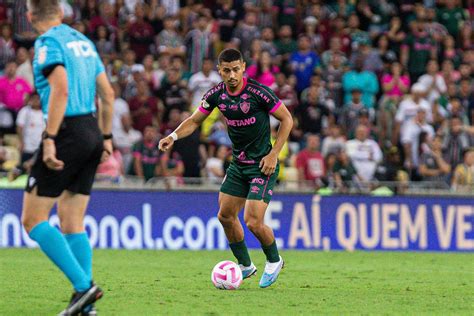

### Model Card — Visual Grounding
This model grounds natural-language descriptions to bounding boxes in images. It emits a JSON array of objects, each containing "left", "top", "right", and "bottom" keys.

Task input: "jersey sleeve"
[
  {"left": 198, "top": 86, "right": 220, "bottom": 116},
  {"left": 36, "top": 37, "right": 65, "bottom": 78},
  {"left": 257, "top": 83, "right": 282, "bottom": 114}
]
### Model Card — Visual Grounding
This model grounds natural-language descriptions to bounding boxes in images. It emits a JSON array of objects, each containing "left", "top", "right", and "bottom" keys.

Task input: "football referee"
[{"left": 21, "top": 1, "right": 114, "bottom": 315}]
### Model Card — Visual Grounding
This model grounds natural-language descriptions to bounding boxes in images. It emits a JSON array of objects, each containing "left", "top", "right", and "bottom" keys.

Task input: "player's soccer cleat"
[
  {"left": 58, "top": 283, "right": 103, "bottom": 316},
  {"left": 80, "top": 304, "right": 96, "bottom": 316},
  {"left": 259, "top": 256, "right": 284, "bottom": 288},
  {"left": 239, "top": 262, "right": 257, "bottom": 279}
]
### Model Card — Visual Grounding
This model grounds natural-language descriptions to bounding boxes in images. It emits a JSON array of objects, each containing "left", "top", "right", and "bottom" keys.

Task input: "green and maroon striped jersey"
[{"left": 198, "top": 77, "right": 282, "bottom": 164}]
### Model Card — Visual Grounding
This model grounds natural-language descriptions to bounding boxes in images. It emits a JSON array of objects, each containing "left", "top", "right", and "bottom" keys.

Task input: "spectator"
[
  {"left": 322, "top": 53, "right": 345, "bottom": 109},
  {"left": 274, "top": 25, "right": 297, "bottom": 65},
  {"left": 321, "top": 37, "right": 347, "bottom": 69},
  {"left": 0, "top": 61, "right": 32, "bottom": 131},
  {"left": 339, "top": 89, "right": 367, "bottom": 135},
  {"left": 451, "top": 148, "right": 474, "bottom": 192},
  {"left": 246, "top": 50, "right": 279, "bottom": 88},
  {"left": 15, "top": 93, "right": 44, "bottom": 164},
  {"left": 15, "top": 47, "right": 34, "bottom": 88},
  {"left": 213, "top": 0, "right": 239, "bottom": 44},
  {"left": 128, "top": 79, "right": 162, "bottom": 133},
  {"left": 172, "top": 111, "right": 202, "bottom": 180},
  {"left": 130, "top": 125, "right": 161, "bottom": 181},
  {"left": 160, "top": 150, "right": 185, "bottom": 184},
  {"left": 233, "top": 12, "right": 260, "bottom": 59},
  {"left": 346, "top": 125, "right": 383, "bottom": 182},
  {"left": 273, "top": 73, "right": 298, "bottom": 113},
  {"left": 386, "top": 16, "right": 406, "bottom": 56},
  {"left": 111, "top": 82, "right": 130, "bottom": 135},
  {"left": 188, "top": 58, "right": 221, "bottom": 110},
  {"left": 439, "top": 35, "right": 462, "bottom": 69},
  {"left": 260, "top": 27, "right": 277, "bottom": 57},
  {"left": 321, "top": 125, "right": 346, "bottom": 157},
  {"left": 349, "top": 39, "right": 384, "bottom": 75},
  {"left": 205, "top": 145, "right": 228, "bottom": 184},
  {"left": 417, "top": 59, "right": 447, "bottom": 106},
  {"left": 329, "top": 15, "right": 351, "bottom": 54},
  {"left": 114, "top": 115, "right": 142, "bottom": 172},
  {"left": 443, "top": 116, "right": 471, "bottom": 171},
  {"left": 274, "top": 0, "right": 297, "bottom": 30},
  {"left": 290, "top": 35, "right": 320, "bottom": 94},
  {"left": 96, "top": 146, "right": 124, "bottom": 180},
  {"left": 94, "top": 25, "right": 116, "bottom": 58},
  {"left": 296, "top": 87, "right": 333, "bottom": 135},
  {"left": 334, "top": 150, "right": 359, "bottom": 192},
  {"left": 123, "top": 64, "right": 144, "bottom": 100},
  {"left": 156, "top": 16, "right": 185, "bottom": 57},
  {"left": 419, "top": 135, "right": 451, "bottom": 183},
  {"left": 127, "top": 3, "right": 154, "bottom": 61},
  {"left": 393, "top": 83, "right": 432, "bottom": 145},
  {"left": 401, "top": 108, "right": 435, "bottom": 178},
  {"left": 436, "top": 0, "right": 468, "bottom": 39},
  {"left": 458, "top": 79, "right": 474, "bottom": 125},
  {"left": 118, "top": 49, "right": 138, "bottom": 87},
  {"left": 381, "top": 61, "right": 410, "bottom": 101},
  {"left": 342, "top": 56, "right": 379, "bottom": 110},
  {"left": 401, "top": 19, "right": 436, "bottom": 82},
  {"left": 374, "top": 146, "right": 406, "bottom": 187},
  {"left": 296, "top": 134, "right": 325, "bottom": 188},
  {"left": 158, "top": 67, "right": 189, "bottom": 121},
  {"left": 345, "top": 13, "right": 370, "bottom": 50},
  {"left": 0, "top": 24, "right": 15, "bottom": 72},
  {"left": 184, "top": 13, "right": 213, "bottom": 74},
  {"left": 303, "top": 16, "right": 324, "bottom": 53}
]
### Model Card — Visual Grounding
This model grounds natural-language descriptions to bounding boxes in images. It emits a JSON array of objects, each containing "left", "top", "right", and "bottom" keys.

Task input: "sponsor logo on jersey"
[
  {"left": 38, "top": 46, "right": 47, "bottom": 65},
  {"left": 225, "top": 117, "right": 256, "bottom": 127},
  {"left": 66, "top": 40, "right": 98, "bottom": 58},
  {"left": 240, "top": 101, "right": 250, "bottom": 114},
  {"left": 241, "top": 93, "right": 249, "bottom": 100},
  {"left": 248, "top": 87, "right": 271, "bottom": 103}
]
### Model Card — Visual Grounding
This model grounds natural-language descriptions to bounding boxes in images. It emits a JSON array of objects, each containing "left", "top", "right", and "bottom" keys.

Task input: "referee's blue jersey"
[{"left": 33, "top": 24, "right": 105, "bottom": 119}]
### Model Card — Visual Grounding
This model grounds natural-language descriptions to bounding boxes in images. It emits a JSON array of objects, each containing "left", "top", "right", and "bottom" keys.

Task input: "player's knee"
[
  {"left": 245, "top": 217, "right": 263, "bottom": 234},
  {"left": 217, "top": 210, "right": 235, "bottom": 227}
]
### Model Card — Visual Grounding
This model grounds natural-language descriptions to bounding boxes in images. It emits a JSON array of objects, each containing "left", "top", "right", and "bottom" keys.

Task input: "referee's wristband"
[
  {"left": 170, "top": 132, "right": 178, "bottom": 141},
  {"left": 103, "top": 133, "right": 113, "bottom": 140}
]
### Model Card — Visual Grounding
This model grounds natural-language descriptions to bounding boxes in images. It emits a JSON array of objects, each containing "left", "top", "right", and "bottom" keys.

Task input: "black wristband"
[
  {"left": 103, "top": 133, "right": 113, "bottom": 140},
  {"left": 42, "top": 131, "right": 57, "bottom": 140}
]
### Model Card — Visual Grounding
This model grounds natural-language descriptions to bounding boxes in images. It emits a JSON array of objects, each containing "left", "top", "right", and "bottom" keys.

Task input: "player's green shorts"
[{"left": 220, "top": 161, "right": 280, "bottom": 203}]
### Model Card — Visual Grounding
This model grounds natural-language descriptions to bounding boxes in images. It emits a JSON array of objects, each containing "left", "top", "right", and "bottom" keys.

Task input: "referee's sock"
[
  {"left": 65, "top": 232, "right": 92, "bottom": 280},
  {"left": 29, "top": 221, "right": 91, "bottom": 292}
]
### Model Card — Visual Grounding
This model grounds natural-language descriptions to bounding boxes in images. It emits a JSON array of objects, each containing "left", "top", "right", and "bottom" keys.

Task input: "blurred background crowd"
[{"left": 0, "top": 0, "right": 473, "bottom": 194}]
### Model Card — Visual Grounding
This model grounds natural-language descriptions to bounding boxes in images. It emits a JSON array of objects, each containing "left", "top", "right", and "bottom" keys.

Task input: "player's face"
[{"left": 218, "top": 60, "right": 246, "bottom": 89}]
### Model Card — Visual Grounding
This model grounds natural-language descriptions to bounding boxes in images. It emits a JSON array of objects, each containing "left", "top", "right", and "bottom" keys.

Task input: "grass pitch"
[{"left": 0, "top": 249, "right": 472, "bottom": 315}]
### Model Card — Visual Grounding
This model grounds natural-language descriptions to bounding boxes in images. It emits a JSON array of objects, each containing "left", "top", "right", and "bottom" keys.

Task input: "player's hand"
[
  {"left": 260, "top": 152, "right": 277, "bottom": 176},
  {"left": 158, "top": 136, "right": 174, "bottom": 152},
  {"left": 101, "top": 139, "right": 113, "bottom": 163},
  {"left": 42, "top": 139, "right": 64, "bottom": 171}
]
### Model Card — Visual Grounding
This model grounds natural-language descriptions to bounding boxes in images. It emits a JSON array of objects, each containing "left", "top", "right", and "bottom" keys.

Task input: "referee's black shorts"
[{"left": 26, "top": 114, "right": 104, "bottom": 198}]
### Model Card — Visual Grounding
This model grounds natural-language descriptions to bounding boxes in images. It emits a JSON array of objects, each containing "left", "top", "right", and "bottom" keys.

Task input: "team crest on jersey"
[
  {"left": 240, "top": 101, "right": 250, "bottom": 114},
  {"left": 38, "top": 46, "right": 47, "bottom": 65},
  {"left": 241, "top": 93, "right": 249, "bottom": 100},
  {"left": 200, "top": 100, "right": 210, "bottom": 109}
]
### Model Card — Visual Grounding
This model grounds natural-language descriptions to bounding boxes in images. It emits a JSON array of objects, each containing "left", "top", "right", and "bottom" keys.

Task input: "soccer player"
[
  {"left": 22, "top": 1, "right": 114, "bottom": 315},
  {"left": 159, "top": 49, "right": 293, "bottom": 288}
]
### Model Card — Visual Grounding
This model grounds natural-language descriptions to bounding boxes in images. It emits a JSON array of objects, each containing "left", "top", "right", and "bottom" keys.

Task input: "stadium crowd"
[{"left": 0, "top": 0, "right": 473, "bottom": 193}]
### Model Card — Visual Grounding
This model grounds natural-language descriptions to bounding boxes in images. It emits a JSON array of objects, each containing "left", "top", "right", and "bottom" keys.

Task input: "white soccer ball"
[{"left": 211, "top": 260, "right": 243, "bottom": 290}]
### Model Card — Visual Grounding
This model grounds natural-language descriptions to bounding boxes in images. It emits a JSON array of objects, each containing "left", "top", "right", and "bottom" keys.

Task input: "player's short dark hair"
[
  {"left": 218, "top": 49, "right": 243, "bottom": 64},
  {"left": 27, "top": 0, "right": 60, "bottom": 20}
]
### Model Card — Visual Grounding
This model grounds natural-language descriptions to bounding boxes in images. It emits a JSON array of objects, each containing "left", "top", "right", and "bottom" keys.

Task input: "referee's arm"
[{"left": 96, "top": 72, "right": 114, "bottom": 136}]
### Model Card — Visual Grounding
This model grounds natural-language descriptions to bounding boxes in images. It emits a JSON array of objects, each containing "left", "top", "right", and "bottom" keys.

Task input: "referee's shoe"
[{"left": 59, "top": 283, "right": 103, "bottom": 316}]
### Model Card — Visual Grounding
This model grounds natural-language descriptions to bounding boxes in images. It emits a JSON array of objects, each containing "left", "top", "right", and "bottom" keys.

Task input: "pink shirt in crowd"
[
  {"left": 97, "top": 150, "right": 123, "bottom": 178},
  {"left": 381, "top": 74, "right": 410, "bottom": 98},
  {"left": 246, "top": 65, "right": 280, "bottom": 87},
  {"left": 0, "top": 76, "right": 32, "bottom": 112}
]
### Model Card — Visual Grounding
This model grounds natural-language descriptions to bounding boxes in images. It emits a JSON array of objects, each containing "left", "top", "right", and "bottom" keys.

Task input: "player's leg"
[
  {"left": 59, "top": 191, "right": 92, "bottom": 281},
  {"left": 218, "top": 162, "right": 257, "bottom": 278},
  {"left": 21, "top": 188, "right": 91, "bottom": 292},
  {"left": 244, "top": 164, "right": 283, "bottom": 287}
]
